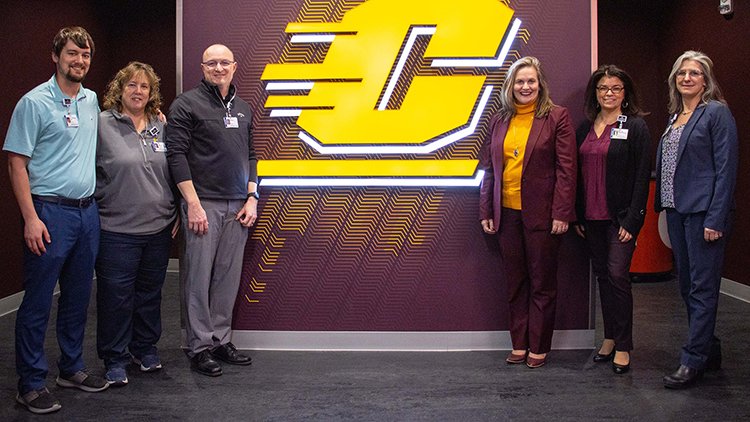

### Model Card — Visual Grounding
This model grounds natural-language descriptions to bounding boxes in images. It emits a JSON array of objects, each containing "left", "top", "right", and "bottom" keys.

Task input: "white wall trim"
[
  {"left": 0, "top": 285, "right": 60, "bottom": 318},
  {"left": 591, "top": 0, "right": 598, "bottom": 71},
  {"left": 0, "top": 290, "right": 25, "bottom": 318},
  {"left": 721, "top": 277, "right": 750, "bottom": 303},
  {"left": 0, "top": 259, "right": 179, "bottom": 318},
  {"left": 229, "top": 329, "right": 595, "bottom": 352},
  {"left": 168, "top": 258, "right": 179, "bottom": 273}
]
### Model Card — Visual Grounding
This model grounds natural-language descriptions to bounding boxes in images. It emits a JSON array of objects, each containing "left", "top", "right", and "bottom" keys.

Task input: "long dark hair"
[{"left": 583, "top": 64, "right": 645, "bottom": 121}]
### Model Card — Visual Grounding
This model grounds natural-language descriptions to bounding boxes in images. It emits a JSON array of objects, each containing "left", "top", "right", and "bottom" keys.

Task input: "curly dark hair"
[{"left": 103, "top": 62, "right": 162, "bottom": 117}]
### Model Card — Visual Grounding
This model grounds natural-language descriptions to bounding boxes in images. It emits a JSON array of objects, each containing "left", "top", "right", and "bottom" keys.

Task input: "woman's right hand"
[
  {"left": 574, "top": 223, "right": 585, "bottom": 239},
  {"left": 481, "top": 219, "right": 496, "bottom": 234}
]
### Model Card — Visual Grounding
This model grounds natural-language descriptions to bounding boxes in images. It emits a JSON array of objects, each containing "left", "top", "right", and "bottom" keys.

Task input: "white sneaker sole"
[
  {"left": 106, "top": 377, "right": 129, "bottom": 386},
  {"left": 133, "top": 357, "right": 163, "bottom": 372},
  {"left": 16, "top": 394, "right": 62, "bottom": 414}
]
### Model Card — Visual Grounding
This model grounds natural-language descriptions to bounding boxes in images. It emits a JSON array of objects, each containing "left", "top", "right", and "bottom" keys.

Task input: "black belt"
[{"left": 32, "top": 195, "right": 94, "bottom": 208}]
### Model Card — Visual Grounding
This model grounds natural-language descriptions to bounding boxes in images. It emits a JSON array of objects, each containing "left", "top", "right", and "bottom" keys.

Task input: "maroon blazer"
[{"left": 479, "top": 105, "right": 577, "bottom": 231}]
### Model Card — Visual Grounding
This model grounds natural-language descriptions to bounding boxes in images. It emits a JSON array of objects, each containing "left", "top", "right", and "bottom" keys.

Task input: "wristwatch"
[{"left": 247, "top": 191, "right": 260, "bottom": 200}]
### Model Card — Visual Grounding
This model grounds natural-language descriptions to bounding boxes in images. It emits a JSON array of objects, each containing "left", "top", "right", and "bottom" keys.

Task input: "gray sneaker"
[
  {"left": 16, "top": 387, "right": 62, "bottom": 414},
  {"left": 56, "top": 370, "right": 110, "bottom": 392}
]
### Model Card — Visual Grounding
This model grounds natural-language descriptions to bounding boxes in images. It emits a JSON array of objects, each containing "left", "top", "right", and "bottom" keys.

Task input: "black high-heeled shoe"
[
  {"left": 612, "top": 361, "right": 630, "bottom": 374},
  {"left": 593, "top": 350, "right": 615, "bottom": 363}
]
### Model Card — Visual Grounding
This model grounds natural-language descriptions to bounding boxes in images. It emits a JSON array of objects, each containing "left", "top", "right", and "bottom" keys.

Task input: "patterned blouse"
[{"left": 660, "top": 124, "right": 684, "bottom": 208}]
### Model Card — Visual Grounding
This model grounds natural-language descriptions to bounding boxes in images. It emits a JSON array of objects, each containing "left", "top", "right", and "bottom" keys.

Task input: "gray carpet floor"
[{"left": 1, "top": 273, "right": 748, "bottom": 421}]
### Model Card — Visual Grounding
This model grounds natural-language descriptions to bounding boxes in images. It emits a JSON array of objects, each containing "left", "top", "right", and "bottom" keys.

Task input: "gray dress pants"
[{"left": 180, "top": 199, "right": 248, "bottom": 356}]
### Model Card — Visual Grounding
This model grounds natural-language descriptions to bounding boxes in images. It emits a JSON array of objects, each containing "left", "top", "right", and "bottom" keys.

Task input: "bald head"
[
  {"left": 202, "top": 44, "right": 234, "bottom": 62},
  {"left": 201, "top": 44, "right": 237, "bottom": 97}
]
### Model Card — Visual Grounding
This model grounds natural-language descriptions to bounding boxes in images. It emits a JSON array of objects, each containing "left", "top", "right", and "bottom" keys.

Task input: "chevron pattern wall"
[{"left": 182, "top": 0, "right": 593, "bottom": 332}]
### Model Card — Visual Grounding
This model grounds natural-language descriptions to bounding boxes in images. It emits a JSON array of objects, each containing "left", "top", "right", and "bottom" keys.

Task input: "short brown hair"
[
  {"left": 103, "top": 62, "right": 162, "bottom": 118},
  {"left": 52, "top": 26, "right": 95, "bottom": 58}
]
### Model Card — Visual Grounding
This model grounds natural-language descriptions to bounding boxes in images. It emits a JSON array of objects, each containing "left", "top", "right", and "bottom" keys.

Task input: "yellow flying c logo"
[{"left": 260, "top": 0, "right": 520, "bottom": 186}]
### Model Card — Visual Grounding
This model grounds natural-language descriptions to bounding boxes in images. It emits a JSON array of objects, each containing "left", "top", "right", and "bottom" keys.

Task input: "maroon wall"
[
  {"left": 2, "top": 0, "right": 748, "bottom": 300},
  {"left": 0, "top": 1, "right": 176, "bottom": 297},
  {"left": 599, "top": 0, "right": 750, "bottom": 286},
  {"left": 183, "top": 0, "right": 593, "bottom": 332}
]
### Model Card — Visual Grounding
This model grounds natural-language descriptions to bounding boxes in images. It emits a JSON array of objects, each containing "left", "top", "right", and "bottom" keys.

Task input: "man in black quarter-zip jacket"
[{"left": 166, "top": 44, "right": 258, "bottom": 377}]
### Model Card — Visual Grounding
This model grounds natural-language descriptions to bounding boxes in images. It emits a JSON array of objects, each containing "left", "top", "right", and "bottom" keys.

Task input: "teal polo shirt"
[{"left": 3, "top": 75, "right": 99, "bottom": 199}]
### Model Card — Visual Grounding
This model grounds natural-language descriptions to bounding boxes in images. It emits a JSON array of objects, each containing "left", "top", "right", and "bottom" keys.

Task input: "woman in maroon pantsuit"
[{"left": 479, "top": 57, "right": 577, "bottom": 368}]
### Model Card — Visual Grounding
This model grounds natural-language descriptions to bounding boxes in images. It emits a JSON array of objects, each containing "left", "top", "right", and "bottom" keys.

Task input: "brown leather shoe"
[
  {"left": 526, "top": 355, "right": 547, "bottom": 368},
  {"left": 505, "top": 351, "right": 527, "bottom": 364}
]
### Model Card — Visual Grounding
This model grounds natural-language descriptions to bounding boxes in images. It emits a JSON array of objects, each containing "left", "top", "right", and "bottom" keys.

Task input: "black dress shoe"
[
  {"left": 612, "top": 361, "right": 630, "bottom": 374},
  {"left": 593, "top": 350, "right": 615, "bottom": 363},
  {"left": 212, "top": 342, "right": 252, "bottom": 366},
  {"left": 663, "top": 364, "right": 703, "bottom": 389},
  {"left": 191, "top": 350, "right": 222, "bottom": 377}
]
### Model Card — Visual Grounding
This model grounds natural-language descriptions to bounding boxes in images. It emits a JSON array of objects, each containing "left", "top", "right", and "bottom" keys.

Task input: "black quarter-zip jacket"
[{"left": 165, "top": 79, "right": 257, "bottom": 200}]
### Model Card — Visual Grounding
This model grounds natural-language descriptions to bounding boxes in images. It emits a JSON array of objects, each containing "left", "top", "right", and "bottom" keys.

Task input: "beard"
[{"left": 64, "top": 66, "right": 87, "bottom": 83}]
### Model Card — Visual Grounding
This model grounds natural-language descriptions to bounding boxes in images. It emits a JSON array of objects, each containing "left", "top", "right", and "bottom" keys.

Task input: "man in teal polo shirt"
[{"left": 3, "top": 26, "right": 108, "bottom": 415}]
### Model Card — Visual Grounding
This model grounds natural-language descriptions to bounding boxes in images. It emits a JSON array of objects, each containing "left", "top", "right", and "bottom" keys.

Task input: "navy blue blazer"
[{"left": 654, "top": 100, "right": 738, "bottom": 231}]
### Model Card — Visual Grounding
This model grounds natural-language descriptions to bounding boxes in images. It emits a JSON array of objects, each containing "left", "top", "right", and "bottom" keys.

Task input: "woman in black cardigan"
[{"left": 574, "top": 65, "right": 651, "bottom": 374}]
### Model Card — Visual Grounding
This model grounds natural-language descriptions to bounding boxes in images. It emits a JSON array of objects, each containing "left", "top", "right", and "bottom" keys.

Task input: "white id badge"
[
  {"left": 151, "top": 141, "right": 167, "bottom": 152},
  {"left": 65, "top": 115, "right": 80, "bottom": 128},
  {"left": 611, "top": 128, "right": 629, "bottom": 140},
  {"left": 224, "top": 116, "right": 239, "bottom": 128}
]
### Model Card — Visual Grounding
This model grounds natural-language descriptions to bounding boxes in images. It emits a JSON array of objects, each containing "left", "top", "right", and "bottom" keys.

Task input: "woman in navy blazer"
[
  {"left": 655, "top": 51, "right": 738, "bottom": 389},
  {"left": 479, "top": 57, "right": 577, "bottom": 368},
  {"left": 573, "top": 65, "right": 651, "bottom": 375}
]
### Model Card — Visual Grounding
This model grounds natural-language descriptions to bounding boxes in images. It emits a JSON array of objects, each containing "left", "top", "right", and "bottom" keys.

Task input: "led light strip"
[
  {"left": 270, "top": 109, "right": 303, "bottom": 117},
  {"left": 295, "top": 85, "right": 492, "bottom": 155},
  {"left": 290, "top": 34, "right": 336, "bottom": 43},
  {"left": 266, "top": 82, "right": 315, "bottom": 91},
  {"left": 377, "top": 26, "right": 437, "bottom": 111},
  {"left": 260, "top": 170, "right": 485, "bottom": 187}
]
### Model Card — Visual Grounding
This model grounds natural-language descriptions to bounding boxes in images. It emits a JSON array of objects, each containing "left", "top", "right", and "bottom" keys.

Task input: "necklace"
[
  {"left": 681, "top": 109, "right": 693, "bottom": 116},
  {"left": 512, "top": 126, "right": 520, "bottom": 158}
]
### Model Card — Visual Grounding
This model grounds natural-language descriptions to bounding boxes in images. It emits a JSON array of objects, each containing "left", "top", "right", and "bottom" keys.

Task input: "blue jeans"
[
  {"left": 16, "top": 199, "right": 100, "bottom": 394},
  {"left": 95, "top": 226, "right": 172, "bottom": 368}
]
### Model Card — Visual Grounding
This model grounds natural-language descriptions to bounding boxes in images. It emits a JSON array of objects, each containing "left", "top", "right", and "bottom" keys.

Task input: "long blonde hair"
[{"left": 497, "top": 56, "right": 555, "bottom": 121}]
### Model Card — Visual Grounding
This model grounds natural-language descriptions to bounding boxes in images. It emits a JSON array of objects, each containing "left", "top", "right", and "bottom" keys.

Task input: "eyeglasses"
[
  {"left": 676, "top": 69, "right": 704, "bottom": 78},
  {"left": 596, "top": 85, "right": 624, "bottom": 94},
  {"left": 201, "top": 60, "right": 235, "bottom": 69}
]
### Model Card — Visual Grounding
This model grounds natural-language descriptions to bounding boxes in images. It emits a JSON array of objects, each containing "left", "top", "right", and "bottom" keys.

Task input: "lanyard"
[{"left": 215, "top": 91, "right": 236, "bottom": 118}]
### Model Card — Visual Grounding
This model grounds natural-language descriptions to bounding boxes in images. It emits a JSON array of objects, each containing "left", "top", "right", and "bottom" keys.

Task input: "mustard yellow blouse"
[{"left": 501, "top": 101, "right": 536, "bottom": 210}]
